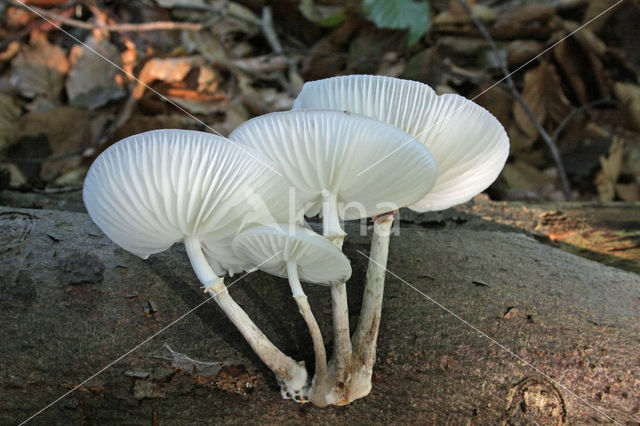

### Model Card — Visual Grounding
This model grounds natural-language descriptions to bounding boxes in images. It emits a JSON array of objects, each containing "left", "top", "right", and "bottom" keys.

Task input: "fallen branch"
[{"left": 10, "top": 0, "right": 203, "bottom": 32}]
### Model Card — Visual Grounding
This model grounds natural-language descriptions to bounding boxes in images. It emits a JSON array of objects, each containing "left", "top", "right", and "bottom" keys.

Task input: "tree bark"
[{"left": 1, "top": 205, "right": 638, "bottom": 425}]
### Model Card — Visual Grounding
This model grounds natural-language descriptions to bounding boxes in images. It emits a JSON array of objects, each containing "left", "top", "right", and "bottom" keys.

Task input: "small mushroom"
[
  {"left": 83, "top": 129, "right": 309, "bottom": 400},
  {"left": 232, "top": 223, "right": 352, "bottom": 404}
]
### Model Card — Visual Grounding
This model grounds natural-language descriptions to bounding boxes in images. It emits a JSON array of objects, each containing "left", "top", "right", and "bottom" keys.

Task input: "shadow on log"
[{"left": 1, "top": 207, "right": 639, "bottom": 424}]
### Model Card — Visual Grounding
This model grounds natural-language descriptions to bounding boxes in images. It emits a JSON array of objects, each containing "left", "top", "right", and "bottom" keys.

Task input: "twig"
[
  {"left": 169, "top": 2, "right": 261, "bottom": 26},
  {"left": 10, "top": 0, "right": 203, "bottom": 32},
  {"left": 455, "top": 0, "right": 572, "bottom": 200},
  {"left": 551, "top": 97, "right": 613, "bottom": 142},
  {"left": 32, "top": 186, "right": 82, "bottom": 194},
  {"left": 261, "top": 6, "right": 303, "bottom": 94}
]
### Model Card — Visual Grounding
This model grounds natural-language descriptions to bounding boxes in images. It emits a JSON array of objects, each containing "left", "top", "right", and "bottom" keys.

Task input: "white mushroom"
[
  {"left": 82, "top": 129, "right": 309, "bottom": 401},
  {"left": 293, "top": 74, "right": 510, "bottom": 211},
  {"left": 232, "top": 224, "right": 352, "bottom": 404},
  {"left": 228, "top": 110, "right": 437, "bottom": 404},
  {"left": 293, "top": 74, "right": 510, "bottom": 404},
  {"left": 228, "top": 109, "right": 438, "bottom": 246}
]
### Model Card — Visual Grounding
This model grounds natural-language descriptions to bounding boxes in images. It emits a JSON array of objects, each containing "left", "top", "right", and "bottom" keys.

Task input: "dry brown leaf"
[
  {"left": 563, "top": 21, "right": 607, "bottom": 57},
  {"left": 584, "top": 0, "right": 615, "bottom": 33},
  {"left": 197, "top": 65, "right": 220, "bottom": 94},
  {"left": 507, "top": 40, "right": 544, "bottom": 67},
  {"left": 0, "top": 41, "right": 20, "bottom": 62},
  {"left": 501, "top": 160, "right": 558, "bottom": 200},
  {"left": 14, "top": 107, "right": 94, "bottom": 181},
  {"left": 556, "top": 23, "right": 610, "bottom": 99},
  {"left": 377, "top": 51, "right": 405, "bottom": 78},
  {"left": 613, "top": 82, "right": 640, "bottom": 130},
  {"left": 506, "top": 123, "right": 535, "bottom": 156},
  {"left": 5, "top": 6, "right": 33, "bottom": 29},
  {"left": 301, "top": 15, "right": 359, "bottom": 81},
  {"left": 513, "top": 62, "right": 572, "bottom": 139},
  {"left": 553, "top": 36, "right": 589, "bottom": 104},
  {"left": 10, "top": 30, "right": 69, "bottom": 101},
  {"left": 133, "top": 57, "right": 198, "bottom": 99},
  {"left": 108, "top": 114, "right": 196, "bottom": 146},
  {"left": 65, "top": 32, "right": 126, "bottom": 110},
  {"left": 434, "top": 0, "right": 496, "bottom": 25},
  {"left": 595, "top": 138, "right": 624, "bottom": 202},
  {"left": 615, "top": 183, "right": 640, "bottom": 201},
  {"left": 474, "top": 84, "right": 513, "bottom": 130},
  {"left": 449, "top": 0, "right": 475, "bottom": 16}
]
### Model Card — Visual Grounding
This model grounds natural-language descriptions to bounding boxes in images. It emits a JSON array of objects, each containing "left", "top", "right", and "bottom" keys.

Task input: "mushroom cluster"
[{"left": 83, "top": 75, "right": 509, "bottom": 407}]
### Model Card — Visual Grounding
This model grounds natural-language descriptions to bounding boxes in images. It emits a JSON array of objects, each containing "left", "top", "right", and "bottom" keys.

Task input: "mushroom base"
[{"left": 308, "top": 214, "right": 394, "bottom": 407}]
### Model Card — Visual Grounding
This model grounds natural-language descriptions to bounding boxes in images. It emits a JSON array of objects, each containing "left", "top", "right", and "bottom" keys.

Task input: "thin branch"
[
  {"left": 10, "top": 1, "right": 203, "bottom": 32},
  {"left": 455, "top": 0, "right": 572, "bottom": 200},
  {"left": 169, "top": 2, "right": 261, "bottom": 26},
  {"left": 261, "top": 6, "right": 303, "bottom": 94},
  {"left": 551, "top": 97, "right": 614, "bottom": 142}
]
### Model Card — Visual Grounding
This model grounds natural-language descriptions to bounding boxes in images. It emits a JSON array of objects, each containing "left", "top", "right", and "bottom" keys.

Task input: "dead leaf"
[
  {"left": 501, "top": 160, "right": 558, "bottom": 200},
  {"left": 507, "top": 40, "right": 544, "bottom": 67},
  {"left": 513, "top": 62, "right": 572, "bottom": 139},
  {"left": 595, "top": 138, "right": 624, "bottom": 202},
  {"left": 474, "top": 84, "right": 513, "bottom": 131},
  {"left": 491, "top": 3, "right": 555, "bottom": 40},
  {"left": 555, "top": 24, "right": 610, "bottom": 100},
  {"left": 108, "top": 114, "right": 197, "bottom": 145},
  {"left": 434, "top": 0, "right": 496, "bottom": 25},
  {"left": 133, "top": 57, "right": 198, "bottom": 99},
  {"left": 5, "top": 6, "right": 33, "bottom": 29},
  {"left": 65, "top": 32, "right": 126, "bottom": 110},
  {"left": 196, "top": 65, "right": 220, "bottom": 93},
  {"left": 615, "top": 182, "right": 640, "bottom": 201},
  {"left": 613, "top": 82, "right": 640, "bottom": 130},
  {"left": 10, "top": 30, "right": 69, "bottom": 102},
  {"left": 301, "top": 15, "right": 360, "bottom": 81},
  {"left": 584, "top": 0, "right": 615, "bottom": 33},
  {"left": 553, "top": 36, "right": 589, "bottom": 104},
  {"left": 14, "top": 107, "right": 95, "bottom": 181},
  {"left": 0, "top": 41, "right": 20, "bottom": 62},
  {"left": 562, "top": 21, "right": 607, "bottom": 57},
  {"left": 400, "top": 46, "right": 440, "bottom": 85}
]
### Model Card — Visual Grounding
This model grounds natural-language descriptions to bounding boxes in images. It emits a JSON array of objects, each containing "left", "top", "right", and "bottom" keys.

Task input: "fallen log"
[{"left": 1, "top": 206, "right": 638, "bottom": 424}]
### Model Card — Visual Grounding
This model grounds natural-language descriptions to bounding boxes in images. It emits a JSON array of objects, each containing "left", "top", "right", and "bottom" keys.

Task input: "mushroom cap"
[
  {"left": 293, "top": 75, "right": 510, "bottom": 212},
  {"left": 83, "top": 129, "right": 288, "bottom": 275},
  {"left": 232, "top": 225, "right": 352, "bottom": 285},
  {"left": 229, "top": 109, "right": 437, "bottom": 220}
]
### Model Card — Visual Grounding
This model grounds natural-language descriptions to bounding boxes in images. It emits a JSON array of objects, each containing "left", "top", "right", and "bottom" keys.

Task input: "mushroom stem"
[
  {"left": 308, "top": 280, "right": 354, "bottom": 407},
  {"left": 287, "top": 260, "right": 328, "bottom": 380},
  {"left": 330, "top": 282, "right": 353, "bottom": 372},
  {"left": 349, "top": 213, "right": 394, "bottom": 401},
  {"left": 184, "top": 236, "right": 309, "bottom": 402},
  {"left": 321, "top": 191, "right": 346, "bottom": 247}
]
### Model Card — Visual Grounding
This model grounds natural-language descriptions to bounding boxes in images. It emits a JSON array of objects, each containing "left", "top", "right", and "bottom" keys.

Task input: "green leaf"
[{"left": 363, "top": 0, "right": 430, "bottom": 47}]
